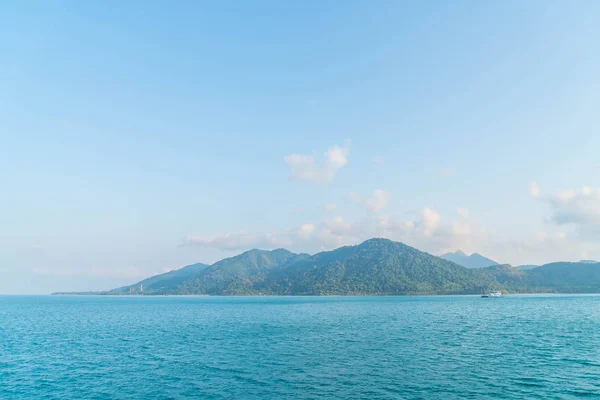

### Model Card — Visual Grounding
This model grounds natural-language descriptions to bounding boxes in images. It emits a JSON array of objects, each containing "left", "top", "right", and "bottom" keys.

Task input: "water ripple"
[{"left": 1, "top": 295, "right": 600, "bottom": 399}]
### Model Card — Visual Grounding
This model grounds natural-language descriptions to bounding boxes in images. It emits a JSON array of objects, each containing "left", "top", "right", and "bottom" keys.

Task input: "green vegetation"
[
  {"left": 257, "top": 239, "right": 500, "bottom": 295},
  {"left": 524, "top": 262, "right": 600, "bottom": 293},
  {"left": 53, "top": 238, "right": 600, "bottom": 296}
]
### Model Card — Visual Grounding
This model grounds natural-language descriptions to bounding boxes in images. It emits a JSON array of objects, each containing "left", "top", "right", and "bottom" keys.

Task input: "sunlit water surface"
[{"left": 1, "top": 295, "right": 600, "bottom": 399}]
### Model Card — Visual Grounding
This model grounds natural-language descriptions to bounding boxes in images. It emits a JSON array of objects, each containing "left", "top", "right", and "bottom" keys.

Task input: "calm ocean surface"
[{"left": 1, "top": 295, "right": 600, "bottom": 399}]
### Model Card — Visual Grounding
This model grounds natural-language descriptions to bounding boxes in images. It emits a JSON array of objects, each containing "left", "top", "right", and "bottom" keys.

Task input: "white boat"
[{"left": 482, "top": 291, "right": 502, "bottom": 298}]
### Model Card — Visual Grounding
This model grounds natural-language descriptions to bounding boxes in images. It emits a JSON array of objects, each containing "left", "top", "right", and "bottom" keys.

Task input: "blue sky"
[{"left": 2, "top": 1, "right": 600, "bottom": 293}]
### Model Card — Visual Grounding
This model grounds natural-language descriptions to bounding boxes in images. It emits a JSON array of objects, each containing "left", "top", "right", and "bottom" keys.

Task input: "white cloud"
[
  {"left": 550, "top": 190, "right": 577, "bottom": 206},
  {"left": 536, "top": 186, "right": 600, "bottom": 231},
  {"left": 421, "top": 207, "right": 440, "bottom": 235},
  {"left": 530, "top": 182, "right": 540, "bottom": 198},
  {"left": 325, "top": 144, "right": 349, "bottom": 168},
  {"left": 452, "top": 220, "right": 471, "bottom": 235},
  {"left": 186, "top": 213, "right": 592, "bottom": 266},
  {"left": 528, "top": 185, "right": 600, "bottom": 250},
  {"left": 365, "top": 189, "right": 389, "bottom": 213},
  {"left": 298, "top": 223, "right": 316, "bottom": 239},
  {"left": 184, "top": 202, "right": 490, "bottom": 262},
  {"left": 185, "top": 217, "right": 358, "bottom": 253},
  {"left": 184, "top": 185, "right": 600, "bottom": 265},
  {"left": 512, "top": 230, "right": 594, "bottom": 264},
  {"left": 351, "top": 189, "right": 389, "bottom": 213},
  {"left": 284, "top": 143, "right": 349, "bottom": 184},
  {"left": 324, "top": 203, "right": 337, "bottom": 212},
  {"left": 323, "top": 216, "right": 350, "bottom": 235},
  {"left": 185, "top": 232, "right": 292, "bottom": 251}
]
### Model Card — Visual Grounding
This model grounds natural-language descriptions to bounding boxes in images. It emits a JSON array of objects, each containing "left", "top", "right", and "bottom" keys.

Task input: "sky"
[{"left": 2, "top": 1, "right": 600, "bottom": 294}]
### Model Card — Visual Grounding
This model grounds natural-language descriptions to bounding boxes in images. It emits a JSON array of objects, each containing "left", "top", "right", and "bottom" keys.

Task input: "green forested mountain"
[
  {"left": 173, "top": 248, "right": 310, "bottom": 295},
  {"left": 524, "top": 262, "right": 600, "bottom": 293},
  {"left": 55, "top": 239, "right": 600, "bottom": 296},
  {"left": 481, "top": 262, "right": 600, "bottom": 293},
  {"left": 107, "top": 239, "right": 500, "bottom": 295},
  {"left": 258, "top": 239, "right": 500, "bottom": 295},
  {"left": 515, "top": 264, "right": 539, "bottom": 271},
  {"left": 479, "top": 264, "right": 532, "bottom": 292}
]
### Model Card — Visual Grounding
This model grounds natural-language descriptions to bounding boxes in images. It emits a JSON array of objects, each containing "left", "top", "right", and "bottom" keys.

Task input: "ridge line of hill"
[{"left": 52, "top": 238, "right": 600, "bottom": 296}]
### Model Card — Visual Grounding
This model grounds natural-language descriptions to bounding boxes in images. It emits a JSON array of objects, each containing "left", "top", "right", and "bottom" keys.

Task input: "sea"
[{"left": 1, "top": 295, "right": 600, "bottom": 399}]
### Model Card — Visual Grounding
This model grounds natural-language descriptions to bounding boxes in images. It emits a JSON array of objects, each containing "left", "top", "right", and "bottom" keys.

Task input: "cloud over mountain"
[
  {"left": 284, "top": 143, "right": 350, "bottom": 184},
  {"left": 534, "top": 184, "right": 600, "bottom": 240}
]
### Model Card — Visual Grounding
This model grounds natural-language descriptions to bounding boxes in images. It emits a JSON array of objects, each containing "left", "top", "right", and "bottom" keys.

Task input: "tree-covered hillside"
[
  {"left": 108, "top": 239, "right": 501, "bottom": 295},
  {"left": 259, "top": 239, "right": 500, "bottom": 295},
  {"left": 55, "top": 239, "right": 600, "bottom": 296}
]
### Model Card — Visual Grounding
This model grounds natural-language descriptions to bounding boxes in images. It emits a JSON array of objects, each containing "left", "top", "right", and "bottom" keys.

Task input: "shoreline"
[{"left": 48, "top": 292, "right": 600, "bottom": 297}]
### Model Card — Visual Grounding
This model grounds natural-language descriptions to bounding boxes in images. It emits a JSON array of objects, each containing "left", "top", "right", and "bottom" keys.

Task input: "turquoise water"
[{"left": 1, "top": 295, "right": 600, "bottom": 399}]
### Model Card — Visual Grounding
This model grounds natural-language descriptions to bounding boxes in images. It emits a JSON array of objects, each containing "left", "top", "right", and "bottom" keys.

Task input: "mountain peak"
[
  {"left": 85, "top": 237, "right": 600, "bottom": 296},
  {"left": 440, "top": 250, "right": 499, "bottom": 269},
  {"left": 359, "top": 237, "right": 395, "bottom": 245},
  {"left": 355, "top": 238, "right": 415, "bottom": 253}
]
